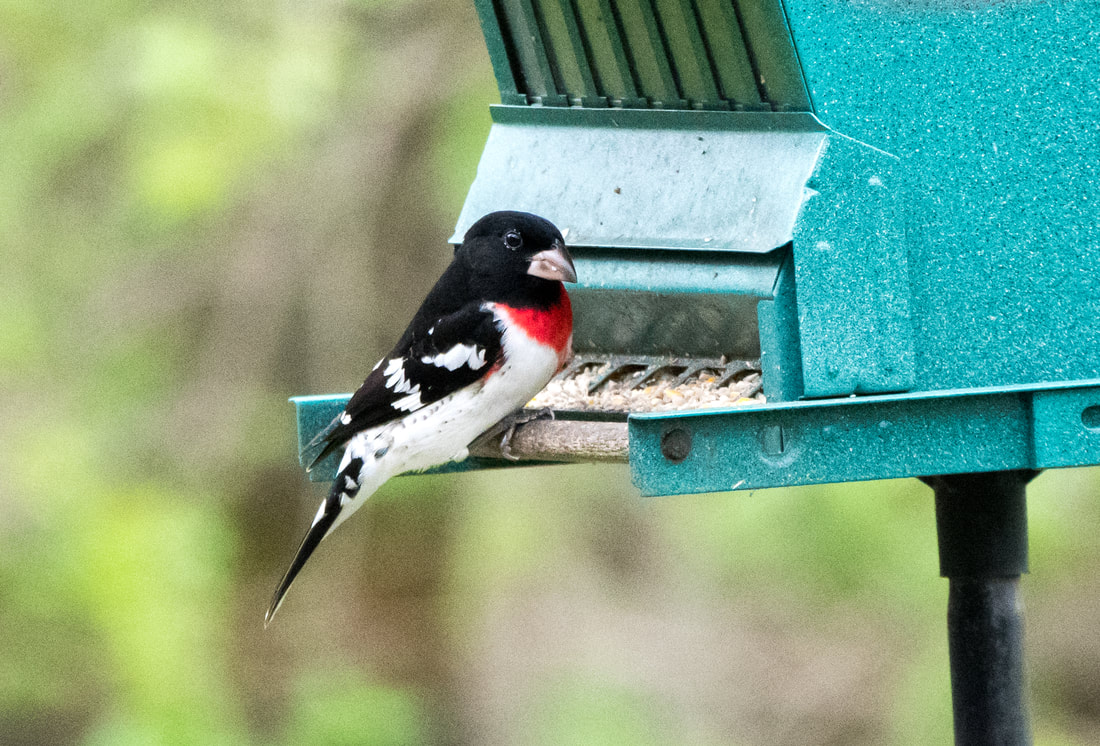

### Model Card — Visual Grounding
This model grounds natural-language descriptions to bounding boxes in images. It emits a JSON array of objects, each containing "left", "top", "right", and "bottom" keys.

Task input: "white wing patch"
[
  {"left": 421, "top": 343, "right": 486, "bottom": 372},
  {"left": 392, "top": 391, "right": 422, "bottom": 411},
  {"left": 384, "top": 359, "right": 420, "bottom": 396}
]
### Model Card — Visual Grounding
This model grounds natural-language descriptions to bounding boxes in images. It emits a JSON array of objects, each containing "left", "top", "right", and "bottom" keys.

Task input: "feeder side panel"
[
  {"left": 792, "top": 135, "right": 915, "bottom": 397},
  {"left": 782, "top": 0, "right": 1100, "bottom": 391}
]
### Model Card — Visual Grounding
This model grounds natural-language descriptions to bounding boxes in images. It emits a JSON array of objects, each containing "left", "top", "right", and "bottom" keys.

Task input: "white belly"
[{"left": 334, "top": 304, "right": 561, "bottom": 527}]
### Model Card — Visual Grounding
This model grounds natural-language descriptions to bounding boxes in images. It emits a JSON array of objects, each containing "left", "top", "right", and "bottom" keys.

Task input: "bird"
[{"left": 265, "top": 211, "right": 576, "bottom": 624}]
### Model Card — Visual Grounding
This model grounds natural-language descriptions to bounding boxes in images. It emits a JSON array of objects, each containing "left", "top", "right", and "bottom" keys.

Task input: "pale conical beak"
[{"left": 527, "top": 241, "right": 577, "bottom": 283}]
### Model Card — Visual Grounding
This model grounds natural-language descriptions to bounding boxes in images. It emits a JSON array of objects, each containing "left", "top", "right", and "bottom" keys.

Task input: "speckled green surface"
[
  {"left": 630, "top": 379, "right": 1100, "bottom": 496},
  {"left": 792, "top": 135, "right": 914, "bottom": 395},
  {"left": 784, "top": 0, "right": 1100, "bottom": 391}
]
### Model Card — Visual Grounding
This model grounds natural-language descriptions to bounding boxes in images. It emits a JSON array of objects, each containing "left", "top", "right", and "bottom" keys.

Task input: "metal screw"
[
  {"left": 1083, "top": 405, "right": 1100, "bottom": 430},
  {"left": 661, "top": 427, "right": 692, "bottom": 463}
]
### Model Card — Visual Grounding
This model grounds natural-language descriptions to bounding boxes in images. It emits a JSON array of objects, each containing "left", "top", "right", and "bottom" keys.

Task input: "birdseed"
[{"left": 527, "top": 363, "right": 765, "bottom": 414}]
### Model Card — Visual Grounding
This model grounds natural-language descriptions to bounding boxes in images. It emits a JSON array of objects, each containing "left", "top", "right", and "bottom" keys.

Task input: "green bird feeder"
[{"left": 293, "top": 1, "right": 1100, "bottom": 742}]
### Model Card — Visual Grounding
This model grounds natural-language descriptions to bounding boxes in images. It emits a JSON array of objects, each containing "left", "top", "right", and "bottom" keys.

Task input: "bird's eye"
[{"left": 503, "top": 230, "right": 523, "bottom": 250}]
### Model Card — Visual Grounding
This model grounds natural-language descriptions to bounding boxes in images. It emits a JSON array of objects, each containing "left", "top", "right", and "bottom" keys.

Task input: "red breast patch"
[{"left": 498, "top": 287, "right": 573, "bottom": 366}]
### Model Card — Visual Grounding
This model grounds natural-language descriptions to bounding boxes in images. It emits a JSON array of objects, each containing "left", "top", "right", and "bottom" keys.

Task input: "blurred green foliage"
[
  {"left": 286, "top": 671, "right": 427, "bottom": 746},
  {"left": 2, "top": 1, "right": 1100, "bottom": 744}
]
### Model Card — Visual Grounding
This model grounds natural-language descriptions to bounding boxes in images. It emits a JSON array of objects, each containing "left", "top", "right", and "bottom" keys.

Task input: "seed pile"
[{"left": 528, "top": 363, "right": 765, "bottom": 414}]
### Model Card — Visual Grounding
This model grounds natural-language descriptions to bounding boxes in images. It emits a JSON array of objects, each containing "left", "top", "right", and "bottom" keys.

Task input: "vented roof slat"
[
  {"left": 614, "top": 0, "right": 687, "bottom": 107},
  {"left": 734, "top": 0, "right": 810, "bottom": 110},
  {"left": 653, "top": 0, "right": 728, "bottom": 109},
  {"left": 533, "top": 0, "right": 607, "bottom": 106},
  {"left": 473, "top": 0, "right": 527, "bottom": 105},
  {"left": 573, "top": 0, "right": 647, "bottom": 106},
  {"left": 500, "top": 0, "right": 569, "bottom": 105},
  {"left": 693, "top": 0, "right": 766, "bottom": 108}
]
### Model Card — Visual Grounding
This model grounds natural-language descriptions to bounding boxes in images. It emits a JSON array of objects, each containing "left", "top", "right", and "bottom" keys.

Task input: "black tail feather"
[
  {"left": 265, "top": 458, "right": 364, "bottom": 625},
  {"left": 264, "top": 498, "right": 339, "bottom": 626}
]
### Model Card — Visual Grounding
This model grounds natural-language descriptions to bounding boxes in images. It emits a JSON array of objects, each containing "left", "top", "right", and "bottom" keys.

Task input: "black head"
[{"left": 457, "top": 211, "right": 576, "bottom": 307}]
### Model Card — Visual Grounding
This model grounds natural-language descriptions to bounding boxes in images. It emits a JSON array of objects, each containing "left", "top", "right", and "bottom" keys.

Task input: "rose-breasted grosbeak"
[{"left": 266, "top": 211, "right": 576, "bottom": 623}]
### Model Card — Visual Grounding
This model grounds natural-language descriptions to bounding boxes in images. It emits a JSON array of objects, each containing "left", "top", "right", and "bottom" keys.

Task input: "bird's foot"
[
  {"left": 481, "top": 407, "right": 555, "bottom": 461},
  {"left": 501, "top": 407, "right": 554, "bottom": 461}
]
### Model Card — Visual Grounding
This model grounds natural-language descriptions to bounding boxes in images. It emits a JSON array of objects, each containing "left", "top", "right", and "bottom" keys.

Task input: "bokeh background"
[{"left": 3, "top": 1, "right": 1100, "bottom": 744}]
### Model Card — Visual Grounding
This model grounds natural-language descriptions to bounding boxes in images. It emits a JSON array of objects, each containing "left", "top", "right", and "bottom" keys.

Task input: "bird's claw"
[
  {"left": 489, "top": 407, "right": 555, "bottom": 461},
  {"left": 500, "top": 423, "right": 521, "bottom": 462}
]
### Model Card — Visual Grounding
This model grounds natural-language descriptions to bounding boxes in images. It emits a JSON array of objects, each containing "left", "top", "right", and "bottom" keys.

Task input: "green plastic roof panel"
[{"left": 452, "top": 109, "right": 825, "bottom": 252}]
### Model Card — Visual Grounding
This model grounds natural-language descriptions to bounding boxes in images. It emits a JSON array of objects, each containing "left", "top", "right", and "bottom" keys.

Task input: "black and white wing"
[{"left": 306, "top": 303, "right": 503, "bottom": 469}]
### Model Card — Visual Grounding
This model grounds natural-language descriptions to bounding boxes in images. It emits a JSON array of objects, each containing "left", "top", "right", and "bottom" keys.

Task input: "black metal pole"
[{"left": 922, "top": 470, "right": 1038, "bottom": 746}]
